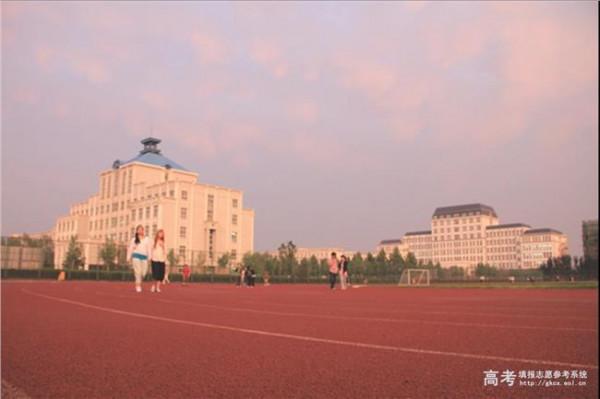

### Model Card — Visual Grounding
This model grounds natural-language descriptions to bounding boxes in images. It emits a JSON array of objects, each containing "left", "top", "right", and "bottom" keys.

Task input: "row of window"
[{"left": 432, "top": 216, "right": 483, "bottom": 226}]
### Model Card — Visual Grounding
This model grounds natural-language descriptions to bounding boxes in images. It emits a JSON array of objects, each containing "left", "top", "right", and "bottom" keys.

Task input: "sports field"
[{"left": 1, "top": 281, "right": 598, "bottom": 398}]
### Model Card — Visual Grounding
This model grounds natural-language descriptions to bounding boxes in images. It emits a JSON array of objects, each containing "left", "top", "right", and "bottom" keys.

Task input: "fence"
[{"left": 1, "top": 246, "right": 45, "bottom": 269}]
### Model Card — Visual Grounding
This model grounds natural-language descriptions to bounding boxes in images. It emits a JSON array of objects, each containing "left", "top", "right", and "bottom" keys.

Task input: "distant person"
[
  {"left": 328, "top": 252, "right": 339, "bottom": 290},
  {"left": 339, "top": 255, "right": 348, "bottom": 290},
  {"left": 182, "top": 263, "right": 191, "bottom": 285},
  {"left": 127, "top": 225, "right": 151, "bottom": 293},
  {"left": 244, "top": 266, "right": 251, "bottom": 287},
  {"left": 239, "top": 267, "right": 246, "bottom": 288},
  {"left": 249, "top": 268, "right": 256, "bottom": 287},
  {"left": 263, "top": 271, "right": 270, "bottom": 286},
  {"left": 150, "top": 229, "right": 167, "bottom": 293}
]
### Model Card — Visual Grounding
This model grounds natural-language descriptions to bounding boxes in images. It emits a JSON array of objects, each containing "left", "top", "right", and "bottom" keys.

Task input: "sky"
[{"left": 1, "top": 1, "right": 598, "bottom": 255}]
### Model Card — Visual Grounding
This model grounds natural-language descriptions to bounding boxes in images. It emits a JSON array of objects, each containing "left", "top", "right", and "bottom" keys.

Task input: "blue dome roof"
[{"left": 120, "top": 138, "right": 188, "bottom": 171}]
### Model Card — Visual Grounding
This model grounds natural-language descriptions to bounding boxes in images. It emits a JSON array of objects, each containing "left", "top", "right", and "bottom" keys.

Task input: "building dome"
[{"left": 121, "top": 137, "right": 187, "bottom": 171}]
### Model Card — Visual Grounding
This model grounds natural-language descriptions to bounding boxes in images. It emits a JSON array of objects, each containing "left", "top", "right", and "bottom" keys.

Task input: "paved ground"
[{"left": 1, "top": 281, "right": 598, "bottom": 398}]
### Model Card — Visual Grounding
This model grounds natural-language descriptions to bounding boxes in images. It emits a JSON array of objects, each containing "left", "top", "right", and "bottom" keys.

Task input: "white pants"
[
  {"left": 132, "top": 258, "right": 148, "bottom": 286},
  {"left": 339, "top": 271, "right": 346, "bottom": 289}
]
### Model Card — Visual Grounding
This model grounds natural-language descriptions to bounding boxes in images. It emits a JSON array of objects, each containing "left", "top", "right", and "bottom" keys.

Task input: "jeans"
[{"left": 328, "top": 272, "right": 337, "bottom": 289}]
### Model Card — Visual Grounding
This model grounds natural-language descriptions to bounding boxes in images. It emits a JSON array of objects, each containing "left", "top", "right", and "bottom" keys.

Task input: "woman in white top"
[
  {"left": 150, "top": 229, "right": 167, "bottom": 293},
  {"left": 127, "top": 225, "right": 151, "bottom": 293}
]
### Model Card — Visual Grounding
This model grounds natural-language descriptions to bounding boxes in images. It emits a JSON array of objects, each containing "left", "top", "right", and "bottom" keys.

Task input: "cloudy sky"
[{"left": 1, "top": 1, "right": 598, "bottom": 255}]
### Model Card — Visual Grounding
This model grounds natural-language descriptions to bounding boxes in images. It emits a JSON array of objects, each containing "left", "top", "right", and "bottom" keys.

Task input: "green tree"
[
  {"left": 167, "top": 249, "right": 178, "bottom": 268},
  {"left": 350, "top": 252, "right": 364, "bottom": 276},
  {"left": 277, "top": 241, "right": 298, "bottom": 275},
  {"left": 217, "top": 252, "right": 231, "bottom": 268},
  {"left": 405, "top": 252, "right": 418, "bottom": 269},
  {"left": 308, "top": 255, "right": 321, "bottom": 276},
  {"left": 389, "top": 248, "right": 405, "bottom": 275},
  {"left": 63, "top": 236, "right": 83, "bottom": 270},
  {"left": 99, "top": 239, "right": 118, "bottom": 269},
  {"left": 39, "top": 235, "right": 55, "bottom": 268},
  {"left": 475, "top": 263, "right": 498, "bottom": 278}
]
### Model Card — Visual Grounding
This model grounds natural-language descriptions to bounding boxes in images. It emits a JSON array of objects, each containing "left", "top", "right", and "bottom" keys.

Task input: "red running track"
[{"left": 1, "top": 281, "right": 598, "bottom": 398}]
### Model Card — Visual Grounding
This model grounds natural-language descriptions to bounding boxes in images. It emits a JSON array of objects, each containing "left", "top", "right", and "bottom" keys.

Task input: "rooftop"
[
  {"left": 523, "top": 228, "right": 564, "bottom": 235},
  {"left": 405, "top": 230, "right": 432, "bottom": 236},
  {"left": 118, "top": 138, "right": 188, "bottom": 171},
  {"left": 486, "top": 223, "right": 531, "bottom": 230},
  {"left": 379, "top": 239, "right": 403, "bottom": 245},
  {"left": 433, "top": 203, "right": 497, "bottom": 218}
]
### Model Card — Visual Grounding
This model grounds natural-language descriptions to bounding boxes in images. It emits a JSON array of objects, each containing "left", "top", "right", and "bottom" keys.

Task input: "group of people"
[
  {"left": 127, "top": 225, "right": 171, "bottom": 293},
  {"left": 237, "top": 266, "right": 257, "bottom": 287},
  {"left": 127, "top": 226, "right": 352, "bottom": 292},
  {"left": 328, "top": 252, "right": 350, "bottom": 290}
]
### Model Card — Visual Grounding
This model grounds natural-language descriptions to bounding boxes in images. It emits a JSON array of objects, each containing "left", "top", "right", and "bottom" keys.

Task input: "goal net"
[{"left": 398, "top": 269, "right": 430, "bottom": 287}]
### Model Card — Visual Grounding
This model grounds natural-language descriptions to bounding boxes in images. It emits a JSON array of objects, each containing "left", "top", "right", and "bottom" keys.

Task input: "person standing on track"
[
  {"left": 340, "top": 255, "right": 349, "bottom": 290},
  {"left": 127, "top": 225, "right": 151, "bottom": 293},
  {"left": 328, "top": 252, "right": 339, "bottom": 290},
  {"left": 150, "top": 229, "right": 166, "bottom": 293},
  {"left": 182, "top": 263, "right": 191, "bottom": 285}
]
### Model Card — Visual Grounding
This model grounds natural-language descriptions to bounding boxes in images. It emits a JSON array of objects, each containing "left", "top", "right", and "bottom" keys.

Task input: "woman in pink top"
[{"left": 328, "top": 252, "right": 339, "bottom": 290}]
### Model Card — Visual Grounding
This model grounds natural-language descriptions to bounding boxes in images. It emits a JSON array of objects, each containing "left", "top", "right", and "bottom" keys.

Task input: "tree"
[
  {"left": 99, "top": 239, "right": 118, "bottom": 269},
  {"left": 217, "top": 252, "right": 231, "bottom": 268},
  {"left": 167, "top": 249, "right": 178, "bottom": 268},
  {"left": 350, "top": 252, "right": 364, "bottom": 276},
  {"left": 389, "top": 248, "right": 405, "bottom": 275},
  {"left": 277, "top": 241, "right": 298, "bottom": 275},
  {"left": 63, "top": 236, "right": 83, "bottom": 270},
  {"left": 475, "top": 263, "right": 498, "bottom": 278},
  {"left": 405, "top": 252, "right": 418, "bottom": 269},
  {"left": 194, "top": 252, "right": 206, "bottom": 273},
  {"left": 39, "top": 235, "right": 55, "bottom": 268}
]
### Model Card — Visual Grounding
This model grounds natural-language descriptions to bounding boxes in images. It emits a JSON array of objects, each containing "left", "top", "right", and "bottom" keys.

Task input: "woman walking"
[
  {"left": 150, "top": 229, "right": 166, "bottom": 293},
  {"left": 328, "top": 252, "right": 339, "bottom": 290},
  {"left": 128, "top": 225, "right": 151, "bottom": 293},
  {"left": 340, "top": 255, "right": 349, "bottom": 290}
]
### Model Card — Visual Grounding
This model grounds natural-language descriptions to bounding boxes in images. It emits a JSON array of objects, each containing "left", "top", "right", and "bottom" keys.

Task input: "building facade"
[
  {"left": 376, "top": 239, "right": 409, "bottom": 258},
  {"left": 378, "top": 203, "right": 568, "bottom": 272},
  {"left": 521, "top": 229, "right": 569, "bottom": 268},
  {"left": 54, "top": 138, "right": 255, "bottom": 271}
]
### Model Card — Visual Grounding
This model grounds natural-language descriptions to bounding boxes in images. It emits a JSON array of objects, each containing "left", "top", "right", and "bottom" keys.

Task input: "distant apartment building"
[
  {"left": 376, "top": 239, "right": 409, "bottom": 258},
  {"left": 378, "top": 203, "right": 568, "bottom": 271},
  {"left": 582, "top": 220, "right": 598, "bottom": 261},
  {"left": 521, "top": 229, "right": 569, "bottom": 268},
  {"left": 53, "top": 138, "right": 255, "bottom": 271},
  {"left": 485, "top": 223, "right": 531, "bottom": 269}
]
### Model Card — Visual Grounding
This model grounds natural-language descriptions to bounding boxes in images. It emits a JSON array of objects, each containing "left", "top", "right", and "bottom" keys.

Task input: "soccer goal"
[{"left": 398, "top": 269, "right": 430, "bottom": 287}]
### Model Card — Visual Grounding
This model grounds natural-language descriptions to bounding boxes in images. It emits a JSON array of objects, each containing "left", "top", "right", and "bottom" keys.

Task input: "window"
[
  {"left": 232, "top": 214, "right": 238, "bottom": 225},
  {"left": 111, "top": 217, "right": 117, "bottom": 228},
  {"left": 181, "top": 208, "right": 187, "bottom": 219},
  {"left": 145, "top": 207, "right": 150, "bottom": 219},
  {"left": 231, "top": 231, "right": 238, "bottom": 243},
  {"left": 231, "top": 249, "right": 237, "bottom": 260},
  {"left": 179, "top": 246, "right": 186, "bottom": 260},
  {"left": 131, "top": 210, "right": 136, "bottom": 221},
  {"left": 207, "top": 194, "right": 214, "bottom": 221},
  {"left": 153, "top": 205, "right": 159, "bottom": 218},
  {"left": 232, "top": 198, "right": 238, "bottom": 208},
  {"left": 169, "top": 190, "right": 175, "bottom": 197},
  {"left": 152, "top": 224, "right": 157, "bottom": 236},
  {"left": 138, "top": 208, "right": 143, "bottom": 220},
  {"left": 180, "top": 226, "right": 187, "bottom": 239},
  {"left": 181, "top": 190, "right": 188, "bottom": 200}
]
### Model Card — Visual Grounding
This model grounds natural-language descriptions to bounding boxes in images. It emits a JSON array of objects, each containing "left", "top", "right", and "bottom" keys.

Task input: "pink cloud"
[
  {"left": 287, "top": 100, "right": 319, "bottom": 125},
  {"left": 249, "top": 39, "right": 288, "bottom": 79},
  {"left": 190, "top": 31, "right": 228, "bottom": 64}
]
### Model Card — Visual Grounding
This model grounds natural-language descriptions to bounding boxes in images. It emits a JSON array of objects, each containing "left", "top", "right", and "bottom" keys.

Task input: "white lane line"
[
  {"left": 94, "top": 291, "right": 598, "bottom": 334},
  {"left": 23, "top": 288, "right": 598, "bottom": 370}
]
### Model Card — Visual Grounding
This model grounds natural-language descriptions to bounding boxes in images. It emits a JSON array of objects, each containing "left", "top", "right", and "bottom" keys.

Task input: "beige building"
[
  {"left": 376, "top": 239, "right": 409, "bottom": 258},
  {"left": 403, "top": 231, "right": 433, "bottom": 264},
  {"left": 485, "top": 223, "right": 531, "bottom": 269},
  {"left": 381, "top": 203, "right": 568, "bottom": 272},
  {"left": 54, "top": 138, "right": 255, "bottom": 271},
  {"left": 521, "top": 229, "right": 569, "bottom": 269}
]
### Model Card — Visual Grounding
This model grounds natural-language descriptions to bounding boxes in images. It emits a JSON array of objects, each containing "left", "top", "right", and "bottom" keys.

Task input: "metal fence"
[{"left": 1, "top": 246, "right": 45, "bottom": 269}]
